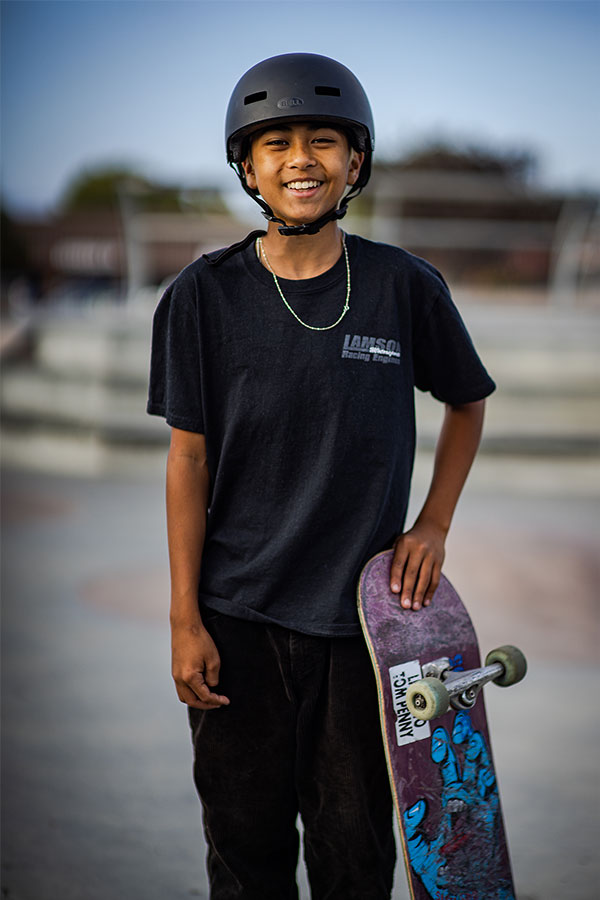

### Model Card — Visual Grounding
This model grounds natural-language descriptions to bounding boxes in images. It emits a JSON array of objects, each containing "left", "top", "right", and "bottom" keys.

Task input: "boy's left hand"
[{"left": 390, "top": 521, "right": 446, "bottom": 611}]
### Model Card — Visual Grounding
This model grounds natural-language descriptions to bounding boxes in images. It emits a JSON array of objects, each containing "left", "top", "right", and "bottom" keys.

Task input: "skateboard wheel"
[
  {"left": 485, "top": 645, "right": 527, "bottom": 687},
  {"left": 407, "top": 678, "right": 450, "bottom": 720}
]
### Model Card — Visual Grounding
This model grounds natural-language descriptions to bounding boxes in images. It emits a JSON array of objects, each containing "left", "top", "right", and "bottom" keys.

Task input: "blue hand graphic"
[{"left": 403, "top": 711, "right": 514, "bottom": 900}]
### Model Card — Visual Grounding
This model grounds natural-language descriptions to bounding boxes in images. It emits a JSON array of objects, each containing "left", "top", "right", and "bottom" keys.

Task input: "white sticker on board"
[{"left": 389, "top": 660, "right": 432, "bottom": 746}]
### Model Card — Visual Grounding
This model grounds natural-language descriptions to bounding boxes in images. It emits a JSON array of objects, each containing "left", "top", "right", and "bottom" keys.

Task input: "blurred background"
[{"left": 1, "top": 1, "right": 598, "bottom": 899}]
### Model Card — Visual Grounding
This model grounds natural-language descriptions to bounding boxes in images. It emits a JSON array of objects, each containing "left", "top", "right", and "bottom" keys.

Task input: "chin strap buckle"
[{"left": 272, "top": 204, "right": 348, "bottom": 237}]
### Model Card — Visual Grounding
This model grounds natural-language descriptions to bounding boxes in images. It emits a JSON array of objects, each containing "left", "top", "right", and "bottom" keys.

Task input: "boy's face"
[{"left": 242, "top": 122, "right": 364, "bottom": 227}]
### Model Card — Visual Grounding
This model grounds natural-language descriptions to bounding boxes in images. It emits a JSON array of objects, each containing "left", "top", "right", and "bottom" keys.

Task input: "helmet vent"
[
  {"left": 314, "top": 86, "right": 341, "bottom": 97},
  {"left": 244, "top": 91, "right": 267, "bottom": 105}
]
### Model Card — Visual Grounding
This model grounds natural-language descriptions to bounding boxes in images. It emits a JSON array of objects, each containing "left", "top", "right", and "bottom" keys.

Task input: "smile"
[{"left": 285, "top": 180, "right": 322, "bottom": 191}]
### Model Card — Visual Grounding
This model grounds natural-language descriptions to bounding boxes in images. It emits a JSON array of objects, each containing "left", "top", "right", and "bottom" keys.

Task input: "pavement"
[{"left": 1, "top": 459, "right": 598, "bottom": 900}]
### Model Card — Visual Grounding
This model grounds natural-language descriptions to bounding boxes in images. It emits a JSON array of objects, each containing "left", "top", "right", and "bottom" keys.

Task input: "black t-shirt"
[{"left": 147, "top": 233, "right": 495, "bottom": 636}]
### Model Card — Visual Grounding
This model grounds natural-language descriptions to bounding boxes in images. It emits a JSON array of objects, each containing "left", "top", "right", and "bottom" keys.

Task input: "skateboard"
[{"left": 357, "top": 549, "right": 526, "bottom": 900}]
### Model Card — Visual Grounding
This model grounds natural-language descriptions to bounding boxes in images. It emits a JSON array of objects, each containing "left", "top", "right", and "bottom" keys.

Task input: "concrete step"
[
  {"left": 1, "top": 366, "right": 163, "bottom": 442},
  {"left": 31, "top": 311, "right": 154, "bottom": 383},
  {"left": 10, "top": 299, "right": 600, "bottom": 386},
  {"left": 415, "top": 390, "right": 600, "bottom": 454},
  {"left": 0, "top": 423, "right": 169, "bottom": 478},
  {"left": 2, "top": 302, "right": 599, "bottom": 475},
  {"left": 3, "top": 363, "right": 599, "bottom": 454}
]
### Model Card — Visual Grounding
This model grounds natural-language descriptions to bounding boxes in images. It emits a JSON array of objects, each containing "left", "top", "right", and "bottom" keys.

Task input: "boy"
[{"left": 148, "top": 53, "right": 494, "bottom": 900}]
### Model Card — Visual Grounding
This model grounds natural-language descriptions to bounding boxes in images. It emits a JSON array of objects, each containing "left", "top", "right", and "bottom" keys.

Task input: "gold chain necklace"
[{"left": 256, "top": 235, "right": 350, "bottom": 331}]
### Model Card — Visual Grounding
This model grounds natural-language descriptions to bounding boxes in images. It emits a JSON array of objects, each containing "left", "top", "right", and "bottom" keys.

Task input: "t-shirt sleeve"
[
  {"left": 146, "top": 274, "right": 205, "bottom": 433},
  {"left": 412, "top": 283, "right": 496, "bottom": 404}
]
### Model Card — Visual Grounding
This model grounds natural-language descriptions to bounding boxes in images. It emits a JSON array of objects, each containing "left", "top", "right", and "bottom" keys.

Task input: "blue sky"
[{"left": 1, "top": 0, "right": 599, "bottom": 214}]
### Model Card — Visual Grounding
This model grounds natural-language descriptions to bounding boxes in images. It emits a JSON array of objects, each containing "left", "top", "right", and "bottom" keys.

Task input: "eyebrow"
[{"left": 260, "top": 124, "right": 339, "bottom": 135}]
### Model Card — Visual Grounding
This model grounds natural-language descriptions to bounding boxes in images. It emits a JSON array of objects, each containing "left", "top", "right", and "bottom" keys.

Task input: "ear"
[
  {"left": 347, "top": 149, "right": 365, "bottom": 186},
  {"left": 242, "top": 159, "right": 257, "bottom": 191}
]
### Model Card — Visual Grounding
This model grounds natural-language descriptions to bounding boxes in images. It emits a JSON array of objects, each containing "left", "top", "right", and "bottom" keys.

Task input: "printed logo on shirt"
[{"left": 341, "top": 334, "right": 401, "bottom": 365}]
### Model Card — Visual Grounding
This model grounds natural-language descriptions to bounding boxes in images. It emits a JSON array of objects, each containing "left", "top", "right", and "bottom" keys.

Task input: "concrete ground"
[{"left": 1, "top": 458, "right": 599, "bottom": 900}]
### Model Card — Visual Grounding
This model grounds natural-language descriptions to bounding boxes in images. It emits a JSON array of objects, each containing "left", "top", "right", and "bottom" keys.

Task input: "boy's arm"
[
  {"left": 390, "top": 399, "right": 486, "bottom": 610},
  {"left": 166, "top": 427, "right": 229, "bottom": 710}
]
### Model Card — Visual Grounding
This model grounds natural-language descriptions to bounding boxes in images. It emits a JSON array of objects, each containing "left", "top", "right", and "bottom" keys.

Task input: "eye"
[{"left": 312, "top": 134, "right": 339, "bottom": 145}]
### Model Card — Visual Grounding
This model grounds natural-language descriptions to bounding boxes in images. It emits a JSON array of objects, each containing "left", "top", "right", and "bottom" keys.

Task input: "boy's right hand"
[{"left": 171, "top": 622, "right": 230, "bottom": 710}]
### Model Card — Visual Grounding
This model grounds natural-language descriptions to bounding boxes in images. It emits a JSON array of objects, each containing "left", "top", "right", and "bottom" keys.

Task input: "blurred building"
[
  {"left": 371, "top": 166, "right": 562, "bottom": 283},
  {"left": 1, "top": 206, "right": 243, "bottom": 306},
  {"left": 361, "top": 152, "right": 599, "bottom": 303}
]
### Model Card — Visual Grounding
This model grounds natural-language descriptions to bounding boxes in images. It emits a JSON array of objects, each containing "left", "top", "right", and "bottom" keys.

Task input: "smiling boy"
[{"left": 148, "top": 53, "right": 495, "bottom": 899}]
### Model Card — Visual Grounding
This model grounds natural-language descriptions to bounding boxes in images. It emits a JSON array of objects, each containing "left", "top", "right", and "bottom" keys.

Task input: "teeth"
[
  {"left": 287, "top": 180, "right": 320, "bottom": 190},
  {"left": 447, "top": 799, "right": 466, "bottom": 812}
]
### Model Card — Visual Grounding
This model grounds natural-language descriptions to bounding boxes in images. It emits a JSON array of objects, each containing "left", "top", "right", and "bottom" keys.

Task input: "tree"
[
  {"left": 60, "top": 166, "right": 182, "bottom": 213},
  {"left": 384, "top": 140, "right": 537, "bottom": 182}
]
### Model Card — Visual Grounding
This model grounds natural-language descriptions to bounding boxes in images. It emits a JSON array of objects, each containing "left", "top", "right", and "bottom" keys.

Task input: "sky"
[{"left": 1, "top": 0, "right": 599, "bottom": 216}]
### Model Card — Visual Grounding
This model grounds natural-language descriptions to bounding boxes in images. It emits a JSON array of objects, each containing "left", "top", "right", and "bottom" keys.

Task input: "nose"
[{"left": 288, "top": 137, "right": 316, "bottom": 169}]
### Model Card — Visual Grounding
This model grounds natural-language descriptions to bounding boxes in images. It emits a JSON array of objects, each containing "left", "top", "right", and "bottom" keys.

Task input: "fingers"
[
  {"left": 177, "top": 674, "right": 230, "bottom": 710},
  {"left": 171, "top": 625, "right": 230, "bottom": 710},
  {"left": 190, "top": 671, "right": 230, "bottom": 709},
  {"left": 413, "top": 558, "right": 434, "bottom": 609},
  {"left": 391, "top": 536, "right": 443, "bottom": 611},
  {"left": 174, "top": 666, "right": 230, "bottom": 711},
  {"left": 390, "top": 543, "right": 408, "bottom": 597},
  {"left": 390, "top": 541, "right": 430, "bottom": 610},
  {"left": 204, "top": 656, "right": 221, "bottom": 689},
  {"left": 424, "top": 562, "right": 442, "bottom": 608},
  {"left": 431, "top": 726, "right": 460, "bottom": 784},
  {"left": 397, "top": 557, "right": 429, "bottom": 611}
]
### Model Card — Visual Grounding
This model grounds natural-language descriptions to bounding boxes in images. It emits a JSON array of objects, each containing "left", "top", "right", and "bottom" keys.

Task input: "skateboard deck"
[{"left": 358, "top": 549, "right": 515, "bottom": 900}]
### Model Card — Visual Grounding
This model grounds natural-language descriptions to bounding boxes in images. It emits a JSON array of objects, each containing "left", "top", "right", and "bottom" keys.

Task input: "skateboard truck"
[{"left": 406, "top": 645, "right": 527, "bottom": 721}]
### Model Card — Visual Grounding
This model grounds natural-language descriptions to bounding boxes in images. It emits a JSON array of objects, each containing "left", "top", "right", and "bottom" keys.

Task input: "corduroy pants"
[{"left": 188, "top": 612, "right": 395, "bottom": 900}]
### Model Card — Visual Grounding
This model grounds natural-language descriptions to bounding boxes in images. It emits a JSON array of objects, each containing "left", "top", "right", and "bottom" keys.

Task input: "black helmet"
[
  {"left": 226, "top": 52, "right": 374, "bottom": 189},
  {"left": 225, "top": 53, "right": 375, "bottom": 236}
]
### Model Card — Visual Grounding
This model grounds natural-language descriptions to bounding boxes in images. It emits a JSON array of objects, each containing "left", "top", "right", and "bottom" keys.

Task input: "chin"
[{"left": 275, "top": 206, "right": 328, "bottom": 227}]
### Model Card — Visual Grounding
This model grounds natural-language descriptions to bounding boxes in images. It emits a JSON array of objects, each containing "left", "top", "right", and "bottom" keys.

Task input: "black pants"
[{"left": 188, "top": 613, "right": 395, "bottom": 900}]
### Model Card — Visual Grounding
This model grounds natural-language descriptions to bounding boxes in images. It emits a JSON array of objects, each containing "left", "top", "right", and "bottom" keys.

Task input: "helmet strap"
[{"left": 230, "top": 162, "right": 363, "bottom": 237}]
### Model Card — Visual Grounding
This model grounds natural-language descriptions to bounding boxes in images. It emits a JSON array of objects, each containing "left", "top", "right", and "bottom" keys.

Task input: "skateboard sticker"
[
  {"left": 403, "top": 710, "right": 515, "bottom": 900},
  {"left": 389, "top": 660, "right": 431, "bottom": 746}
]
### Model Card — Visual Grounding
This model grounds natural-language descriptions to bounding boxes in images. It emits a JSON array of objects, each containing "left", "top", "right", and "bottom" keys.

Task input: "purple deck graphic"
[{"left": 358, "top": 550, "right": 515, "bottom": 900}]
